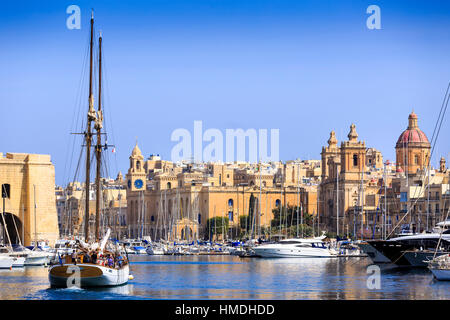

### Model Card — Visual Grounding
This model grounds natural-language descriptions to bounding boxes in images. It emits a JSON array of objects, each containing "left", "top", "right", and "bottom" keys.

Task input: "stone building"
[
  {"left": 319, "top": 112, "right": 449, "bottom": 238},
  {"left": 0, "top": 153, "right": 59, "bottom": 246},
  {"left": 58, "top": 175, "right": 127, "bottom": 240},
  {"left": 125, "top": 145, "right": 320, "bottom": 241},
  {"left": 319, "top": 124, "right": 384, "bottom": 237},
  {"left": 395, "top": 111, "right": 431, "bottom": 175}
]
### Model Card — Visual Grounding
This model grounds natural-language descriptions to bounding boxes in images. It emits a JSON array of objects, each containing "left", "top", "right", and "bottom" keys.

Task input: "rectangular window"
[{"left": 353, "top": 154, "right": 358, "bottom": 167}]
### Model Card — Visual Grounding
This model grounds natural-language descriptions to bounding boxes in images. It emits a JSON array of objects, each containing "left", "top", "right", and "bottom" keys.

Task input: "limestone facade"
[
  {"left": 125, "top": 148, "right": 320, "bottom": 240},
  {"left": 0, "top": 153, "right": 59, "bottom": 246}
]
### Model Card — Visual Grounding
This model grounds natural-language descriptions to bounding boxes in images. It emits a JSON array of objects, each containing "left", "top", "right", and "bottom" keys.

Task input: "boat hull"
[
  {"left": 146, "top": 247, "right": 164, "bottom": 255},
  {"left": 366, "top": 240, "right": 411, "bottom": 265},
  {"left": 357, "top": 242, "right": 391, "bottom": 263},
  {"left": 430, "top": 268, "right": 450, "bottom": 281},
  {"left": 48, "top": 263, "right": 129, "bottom": 287},
  {"left": 0, "top": 257, "right": 13, "bottom": 269},
  {"left": 403, "top": 251, "right": 450, "bottom": 267},
  {"left": 25, "top": 256, "right": 49, "bottom": 266},
  {"left": 253, "top": 247, "right": 334, "bottom": 258},
  {"left": 11, "top": 257, "right": 26, "bottom": 267}
]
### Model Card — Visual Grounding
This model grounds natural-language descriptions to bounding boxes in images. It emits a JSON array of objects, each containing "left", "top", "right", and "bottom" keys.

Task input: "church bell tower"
[{"left": 126, "top": 142, "right": 146, "bottom": 192}]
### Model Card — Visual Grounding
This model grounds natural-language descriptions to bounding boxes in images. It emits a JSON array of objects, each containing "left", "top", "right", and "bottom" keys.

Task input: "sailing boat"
[{"left": 48, "top": 12, "right": 130, "bottom": 287}]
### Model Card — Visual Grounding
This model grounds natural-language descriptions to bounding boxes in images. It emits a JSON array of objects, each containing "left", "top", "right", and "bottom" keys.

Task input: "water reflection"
[{"left": 0, "top": 255, "right": 448, "bottom": 300}]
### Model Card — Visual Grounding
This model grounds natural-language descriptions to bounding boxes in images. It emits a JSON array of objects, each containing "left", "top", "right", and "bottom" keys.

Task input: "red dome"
[
  {"left": 396, "top": 112, "right": 430, "bottom": 148},
  {"left": 396, "top": 128, "right": 429, "bottom": 145}
]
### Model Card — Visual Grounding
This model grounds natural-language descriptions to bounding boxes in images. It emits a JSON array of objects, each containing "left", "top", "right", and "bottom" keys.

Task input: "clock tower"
[{"left": 126, "top": 142, "right": 147, "bottom": 192}]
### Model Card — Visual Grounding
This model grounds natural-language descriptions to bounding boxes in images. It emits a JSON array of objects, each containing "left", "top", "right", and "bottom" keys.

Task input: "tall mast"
[
  {"left": 95, "top": 31, "right": 103, "bottom": 241},
  {"left": 336, "top": 162, "right": 339, "bottom": 237},
  {"left": 85, "top": 11, "right": 95, "bottom": 242}
]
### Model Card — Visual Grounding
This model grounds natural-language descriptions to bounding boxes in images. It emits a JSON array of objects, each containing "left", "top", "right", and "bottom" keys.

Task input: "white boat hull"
[
  {"left": 11, "top": 256, "right": 26, "bottom": 267},
  {"left": 146, "top": 247, "right": 164, "bottom": 255},
  {"left": 49, "top": 263, "right": 130, "bottom": 287},
  {"left": 25, "top": 255, "right": 49, "bottom": 266},
  {"left": 0, "top": 256, "right": 13, "bottom": 269},
  {"left": 254, "top": 247, "right": 335, "bottom": 258}
]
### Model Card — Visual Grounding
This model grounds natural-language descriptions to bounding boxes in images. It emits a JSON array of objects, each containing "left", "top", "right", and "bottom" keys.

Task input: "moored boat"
[
  {"left": 0, "top": 255, "right": 14, "bottom": 269},
  {"left": 427, "top": 253, "right": 450, "bottom": 281},
  {"left": 253, "top": 236, "right": 337, "bottom": 258}
]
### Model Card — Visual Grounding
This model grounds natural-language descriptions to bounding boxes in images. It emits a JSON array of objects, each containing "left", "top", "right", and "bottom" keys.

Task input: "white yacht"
[
  {"left": 13, "top": 245, "right": 51, "bottom": 266},
  {"left": 146, "top": 244, "right": 165, "bottom": 255},
  {"left": 253, "top": 236, "right": 337, "bottom": 258},
  {"left": 0, "top": 255, "right": 14, "bottom": 269},
  {"left": 0, "top": 246, "right": 25, "bottom": 269},
  {"left": 122, "top": 240, "right": 147, "bottom": 254}
]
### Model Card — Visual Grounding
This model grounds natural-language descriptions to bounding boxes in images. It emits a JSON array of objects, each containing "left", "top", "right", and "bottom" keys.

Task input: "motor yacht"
[
  {"left": 363, "top": 221, "right": 450, "bottom": 266},
  {"left": 0, "top": 246, "right": 24, "bottom": 267},
  {"left": 253, "top": 236, "right": 337, "bottom": 258}
]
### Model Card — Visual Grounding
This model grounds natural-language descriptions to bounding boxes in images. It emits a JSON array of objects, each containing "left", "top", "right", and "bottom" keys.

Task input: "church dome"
[{"left": 395, "top": 112, "right": 430, "bottom": 148}]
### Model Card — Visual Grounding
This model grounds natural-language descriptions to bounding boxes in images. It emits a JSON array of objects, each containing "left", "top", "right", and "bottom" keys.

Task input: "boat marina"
[{"left": 1, "top": 2, "right": 450, "bottom": 302}]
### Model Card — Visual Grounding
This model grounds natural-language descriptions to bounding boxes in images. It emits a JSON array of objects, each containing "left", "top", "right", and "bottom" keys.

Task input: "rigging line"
[
  {"left": 430, "top": 89, "right": 449, "bottom": 161},
  {"left": 429, "top": 82, "right": 450, "bottom": 146},
  {"left": 433, "top": 205, "right": 450, "bottom": 259},
  {"left": 64, "top": 34, "right": 91, "bottom": 186},
  {"left": 102, "top": 50, "right": 120, "bottom": 176},
  {"left": 72, "top": 147, "right": 85, "bottom": 185}
]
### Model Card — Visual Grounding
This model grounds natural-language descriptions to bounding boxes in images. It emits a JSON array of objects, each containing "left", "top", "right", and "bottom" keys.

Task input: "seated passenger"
[{"left": 91, "top": 251, "right": 97, "bottom": 264}]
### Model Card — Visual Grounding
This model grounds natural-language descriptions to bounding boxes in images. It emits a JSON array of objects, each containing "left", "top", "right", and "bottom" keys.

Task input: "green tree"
[
  {"left": 205, "top": 216, "right": 229, "bottom": 240},
  {"left": 270, "top": 205, "right": 314, "bottom": 237}
]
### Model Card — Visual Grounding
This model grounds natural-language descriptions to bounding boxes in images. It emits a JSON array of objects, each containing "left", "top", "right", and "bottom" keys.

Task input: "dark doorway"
[{"left": 0, "top": 212, "right": 23, "bottom": 245}]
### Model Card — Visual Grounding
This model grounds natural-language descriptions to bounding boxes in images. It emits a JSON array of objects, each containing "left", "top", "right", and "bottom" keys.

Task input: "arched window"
[
  {"left": 198, "top": 213, "right": 201, "bottom": 224},
  {"left": 136, "top": 161, "right": 141, "bottom": 170},
  {"left": 167, "top": 182, "right": 171, "bottom": 189},
  {"left": 263, "top": 181, "right": 267, "bottom": 187},
  {"left": 414, "top": 155, "right": 419, "bottom": 165},
  {"left": 228, "top": 199, "right": 234, "bottom": 222},
  {"left": 151, "top": 215, "right": 155, "bottom": 222},
  {"left": 275, "top": 199, "right": 281, "bottom": 207}
]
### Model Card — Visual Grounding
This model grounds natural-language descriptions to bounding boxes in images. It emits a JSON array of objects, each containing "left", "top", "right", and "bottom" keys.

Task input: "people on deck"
[
  {"left": 107, "top": 255, "right": 114, "bottom": 268},
  {"left": 71, "top": 251, "right": 77, "bottom": 264},
  {"left": 91, "top": 250, "right": 98, "bottom": 264}
]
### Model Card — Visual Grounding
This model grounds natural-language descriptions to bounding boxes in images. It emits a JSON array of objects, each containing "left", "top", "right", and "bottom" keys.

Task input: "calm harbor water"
[{"left": 0, "top": 255, "right": 448, "bottom": 300}]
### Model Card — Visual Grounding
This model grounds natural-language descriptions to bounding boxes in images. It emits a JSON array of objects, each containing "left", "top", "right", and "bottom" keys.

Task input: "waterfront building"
[
  {"left": 57, "top": 175, "right": 127, "bottom": 240},
  {"left": 125, "top": 144, "right": 320, "bottom": 240},
  {"left": 319, "top": 124, "right": 384, "bottom": 237},
  {"left": 0, "top": 152, "right": 59, "bottom": 246},
  {"left": 319, "top": 112, "right": 449, "bottom": 238}
]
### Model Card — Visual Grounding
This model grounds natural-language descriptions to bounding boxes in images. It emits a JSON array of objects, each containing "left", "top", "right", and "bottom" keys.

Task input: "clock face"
[
  {"left": 127, "top": 180, "right": 131, "bottom": 189},
  {"left": 134, "top": 179, "right": 143, "bottom": 189}
]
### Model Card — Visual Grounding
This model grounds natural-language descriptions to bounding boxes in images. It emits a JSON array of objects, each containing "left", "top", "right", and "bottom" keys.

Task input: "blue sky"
[{"left": 0, "top": 0, "right": 449, "bottom": 185}]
